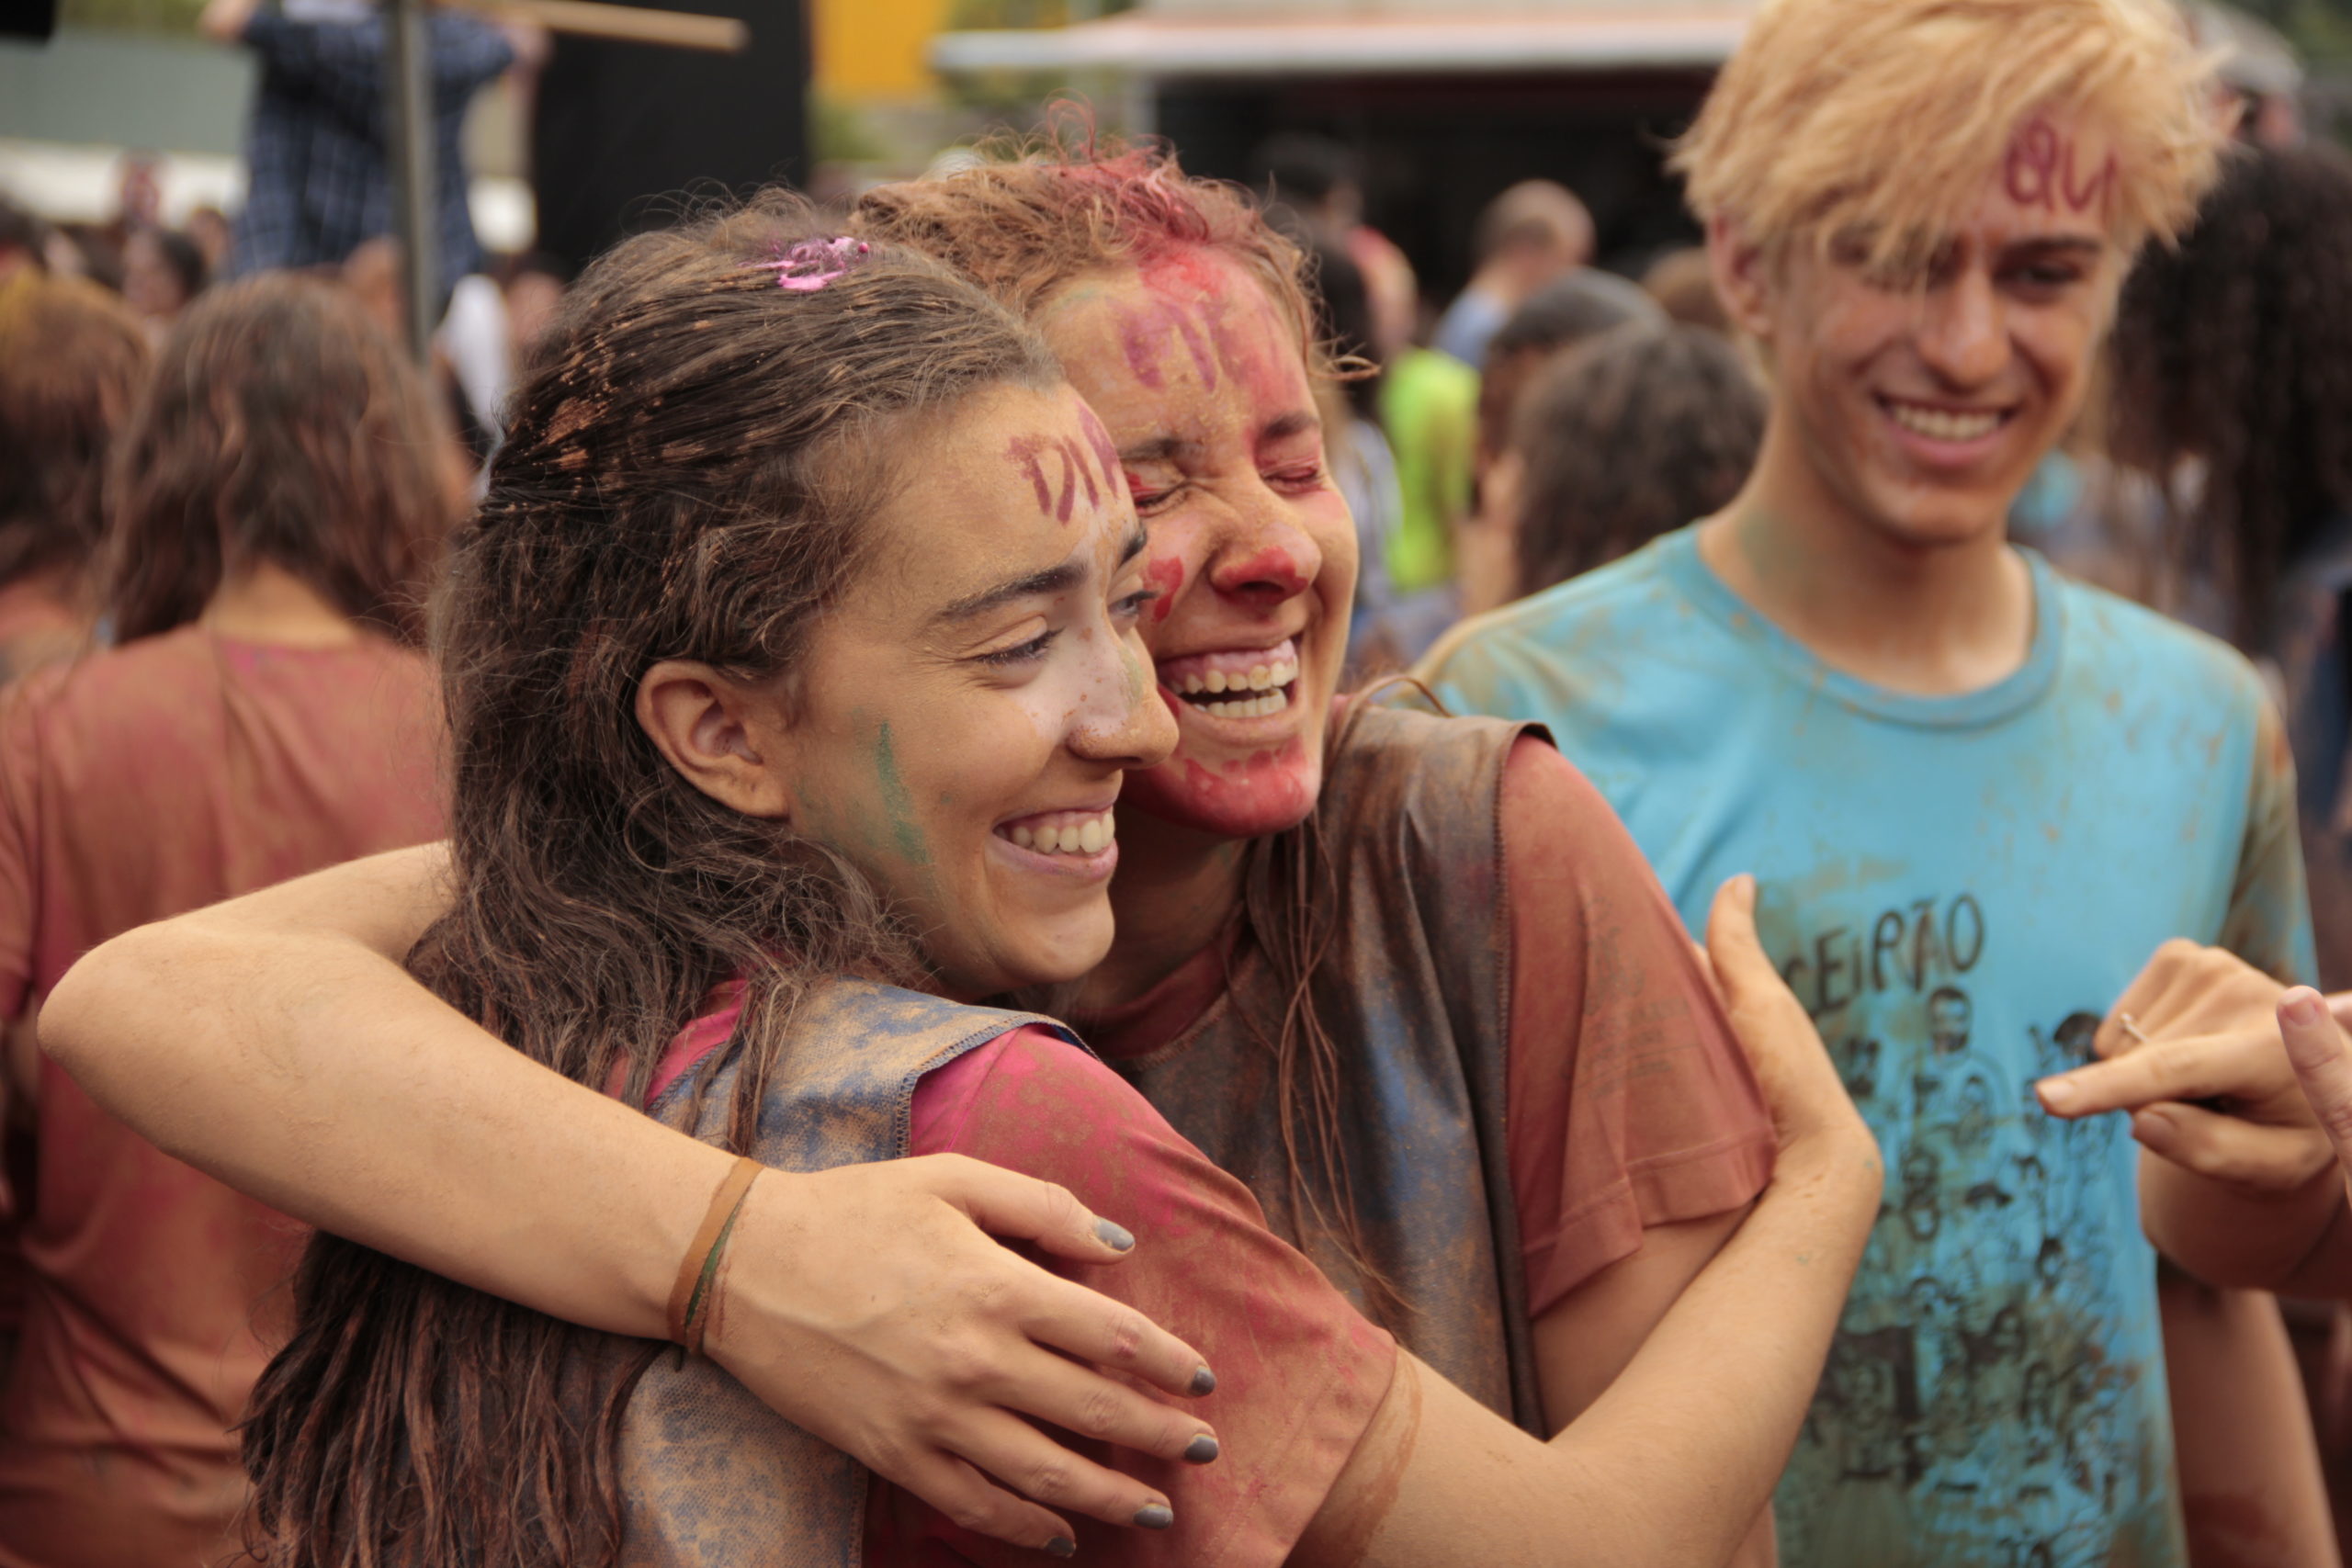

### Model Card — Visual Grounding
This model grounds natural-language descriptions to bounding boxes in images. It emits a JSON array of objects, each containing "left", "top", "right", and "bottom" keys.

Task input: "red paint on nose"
[
  {"left": 1143, "top": 555, "right": 1184, "bottom": 623},
  {"left": 1210, "top": 547, "right": 1308, "bottom": 600}
]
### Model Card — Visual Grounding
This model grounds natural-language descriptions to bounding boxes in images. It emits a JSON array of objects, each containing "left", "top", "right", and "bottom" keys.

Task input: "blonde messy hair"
[{"left": 1674, "top": 0, "right": 2230, "bottom": 279}]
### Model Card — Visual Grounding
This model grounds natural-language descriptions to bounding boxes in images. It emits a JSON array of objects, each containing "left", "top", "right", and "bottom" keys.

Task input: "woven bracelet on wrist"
[{"left": 667, "top": 1155, "right": 763, "bottom": 1355}]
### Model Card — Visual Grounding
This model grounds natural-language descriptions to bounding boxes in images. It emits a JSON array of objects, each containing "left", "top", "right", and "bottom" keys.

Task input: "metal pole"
[{"left": 384, "top": 0, "right": 437, "bottom": 365}]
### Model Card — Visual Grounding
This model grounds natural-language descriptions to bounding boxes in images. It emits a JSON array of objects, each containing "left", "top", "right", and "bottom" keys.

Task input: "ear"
[
  {"left": 1707, "top": 215, "right": 1779, "bottom": 344},
  {"left": 636, "top": 660, "right": 797, "bottom": 820}
]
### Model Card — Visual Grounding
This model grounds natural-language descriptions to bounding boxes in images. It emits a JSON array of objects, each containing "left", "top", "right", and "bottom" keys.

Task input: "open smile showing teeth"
[
  {"left": 1159, "top": 638, "right": 1302, "bottom": 723},
  {"left": 999, "top": 807, "right": 1115, "bottom": 856},
  {"left": 1884, "top": 399, "right": 2007, "bottom": 443}
]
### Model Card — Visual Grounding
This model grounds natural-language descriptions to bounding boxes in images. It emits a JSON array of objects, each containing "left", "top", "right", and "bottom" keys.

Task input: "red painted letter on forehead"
[
  {"left": 2004, "top": 118, "right": 2118, "bottom": 218},
  {"left": 1005, "top": 433, "right": 1104, "bottom": 525}
]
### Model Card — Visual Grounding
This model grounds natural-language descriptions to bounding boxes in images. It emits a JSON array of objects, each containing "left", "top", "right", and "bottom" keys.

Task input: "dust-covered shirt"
[
  {"left": 0, "top": 627, "right": 446, "bottom": 1568},
  {"left": 1419, "top": 526, "right": 2313, "bottom": 1568}
]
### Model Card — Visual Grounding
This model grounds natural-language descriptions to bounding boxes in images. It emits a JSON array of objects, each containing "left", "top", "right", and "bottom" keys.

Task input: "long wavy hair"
[
  {"left": 2109, "top": 143, "right": 2352, "bottom": 652},
  {"left": 238, "top": 195, "right": 1062, "bottom": 1568},
  {"left": 100, "top": 273, "right": 453, "bottom": 645},
  {"left": 0, "top": 276, "right": 149, "bottom": 596},
  {"left": 854, "top": 141, "right": 1404, "bottom": 1325}
]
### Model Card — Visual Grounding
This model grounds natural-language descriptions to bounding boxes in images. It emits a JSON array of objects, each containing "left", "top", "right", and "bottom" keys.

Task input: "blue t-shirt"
[{"left": 1419, "top": 526, "right": 2312, "bottom": 1568}]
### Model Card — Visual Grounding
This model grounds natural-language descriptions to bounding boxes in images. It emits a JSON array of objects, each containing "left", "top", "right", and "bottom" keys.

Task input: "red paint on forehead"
[
  {"left": 1004, "top": 434, "right": 1055, "bottom": 514},
  {"left": 1077, "top": 404, "right": 1123, "bottom": 491},
  {"left": 1117, "top": 295, "right": 1220, "bottom": 393},
  {"left": 1137, "top": 245, "right": 1229, "bottom": 300},
  {"left": 1004, "top": 432, "right": 1104, "bottom": 524},
  {"left": 2003, "top": 118, "right": 2117, "bottom": 218}
]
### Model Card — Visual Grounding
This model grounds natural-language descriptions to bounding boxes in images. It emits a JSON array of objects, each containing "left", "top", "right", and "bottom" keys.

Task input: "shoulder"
[
  {"left": 915, "top": 1021, "right": 1271, "bottom": 1220},
  {"left": 1417, "top": 537, "right": 1682, "bottom": 694},
  {"left": 2052, "top": 570, "right": 2271, "bottom": 716},
  {"left": 1320, "top": 699, "right": 1532, "bottom": 859}
]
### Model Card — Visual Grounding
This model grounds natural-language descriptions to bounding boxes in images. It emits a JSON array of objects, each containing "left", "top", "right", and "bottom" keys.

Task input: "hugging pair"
[{"left": 49, "top": 160, "right": 1875, "bottom": 1567}]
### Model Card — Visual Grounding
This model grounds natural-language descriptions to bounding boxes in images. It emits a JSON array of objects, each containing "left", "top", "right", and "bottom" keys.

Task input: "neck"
[
  {"left": 1697, "top": 420, "right": 2036, "bottom": 697},
  {"left": 200, "top": 561, "right": 365, "bottom": 648},
  {"left": 1071, "top": 816, "right": 1250, "bottom": 1016}
]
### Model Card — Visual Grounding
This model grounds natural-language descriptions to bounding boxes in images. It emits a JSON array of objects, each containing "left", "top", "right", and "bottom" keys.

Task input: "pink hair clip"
[{"left": 762, "top": 236, "right": 871, "bottom": 293}]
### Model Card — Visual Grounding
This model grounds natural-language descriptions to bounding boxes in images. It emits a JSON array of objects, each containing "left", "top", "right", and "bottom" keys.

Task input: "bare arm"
[
  {"left": 1299, "top": 877, "right": 1881, "bottom": 1568},
  {"left": 2160, "top": 1266, "right": 2340, "bottom": 1567},
  {"left": 1532, "top": 1210, "right": 1777, "bottom": 1567},
  {"left": 39, "top": 847, "right": 1218, "bottom": 1552}
]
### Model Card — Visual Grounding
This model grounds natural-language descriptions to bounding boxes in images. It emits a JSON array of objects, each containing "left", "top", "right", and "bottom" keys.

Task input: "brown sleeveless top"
[{"left": 1107, "top": 704, "right": 1547, "bottom": 1434}]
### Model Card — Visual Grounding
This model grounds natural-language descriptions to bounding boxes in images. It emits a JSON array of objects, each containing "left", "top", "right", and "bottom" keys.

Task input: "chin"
[
  {"left": 1124, "top": 743, "right": 1322, "bottom": 841},
  {"left": 1861, "top": 491, "right": 2016, "bottom": 551}
]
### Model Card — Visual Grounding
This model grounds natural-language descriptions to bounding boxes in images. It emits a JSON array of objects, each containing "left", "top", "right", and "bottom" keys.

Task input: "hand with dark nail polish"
[
  {"left": 1184, "top": 1434, "right": 1219, "bottom": 1464},
  {"left": 1092, "top": 1217, "right": 1135, "bottom": 1252},
  {"left": 1189, "top": 1366, "right": 1217, "bottom": 1396},
  {"left": 1134, "top": 1504, "right": 1174, "bottom": 1530},
  {"left": 1045, "top": 1536, "right": 1077, "bottom": 1558}
]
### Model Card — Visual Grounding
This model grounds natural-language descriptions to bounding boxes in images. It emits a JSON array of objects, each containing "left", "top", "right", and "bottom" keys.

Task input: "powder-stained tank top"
[{"left": 1111, "top": 704, "right": 1547, "bottom": 1434}]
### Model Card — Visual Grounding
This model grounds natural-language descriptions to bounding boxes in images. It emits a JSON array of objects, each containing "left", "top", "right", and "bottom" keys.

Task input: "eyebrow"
[
  {"left": 1259, "top": 409, "right": 1321, "bottom": 445},
  {"left": 2003, "top": 236, "right": 2108, "bottom": 262},
  {"left": 933, "top": 525, "right": 1150, "bottom": 626},
  {"left": 1118, "top": 434, "right": 1197, "bottom": 467}
]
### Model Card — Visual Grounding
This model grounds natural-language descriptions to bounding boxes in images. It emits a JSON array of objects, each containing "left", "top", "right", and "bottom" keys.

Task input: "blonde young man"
[{"left": 1422, "top": 0, "right": 2334, "bottom": 1562}]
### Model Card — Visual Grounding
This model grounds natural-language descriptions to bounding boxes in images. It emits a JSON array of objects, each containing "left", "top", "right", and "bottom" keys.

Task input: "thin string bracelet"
[{"left": 668, "top": 1154, "right": 763, "bottom": 1354}]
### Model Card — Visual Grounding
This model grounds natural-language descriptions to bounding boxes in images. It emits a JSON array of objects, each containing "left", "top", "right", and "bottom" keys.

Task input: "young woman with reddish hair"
[
  {"left": 45, "top": 160, "right": 1867, "bottom": 1559},
  {"left": 0, "top": 274, "right": 451, "bottom": 1568}
]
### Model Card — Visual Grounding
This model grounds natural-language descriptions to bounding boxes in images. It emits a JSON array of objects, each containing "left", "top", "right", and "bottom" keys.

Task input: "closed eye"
[{"left": 979, "top": 628, "right": 1057, "bottom": 668}]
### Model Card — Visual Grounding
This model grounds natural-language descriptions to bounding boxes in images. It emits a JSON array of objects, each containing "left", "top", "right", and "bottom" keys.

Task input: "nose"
[
  {"left": 1070, "top": 631, "right": 1178, "bottom": 771},
  {"left": 1915, "top": 265, "right": 2008, "bottom": 389},
  {"left": 1204, "top": 486, "right": 1324, "bottom": 608}
]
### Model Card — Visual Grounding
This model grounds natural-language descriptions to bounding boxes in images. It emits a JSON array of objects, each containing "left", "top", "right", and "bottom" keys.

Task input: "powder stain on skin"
[
  {"left": 1006, "top": 433, "right": 1103, "bottom": 523},
  {"left": 875, "top": 722, "right": 931, "bottom": 867},
  {"left": 1143, "top": 555, "right": 1184, "bottom": 623}
]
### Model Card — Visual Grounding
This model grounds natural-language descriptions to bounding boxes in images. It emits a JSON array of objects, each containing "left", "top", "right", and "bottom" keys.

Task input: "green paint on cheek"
[{"left": 875, "top": 722, "right": 932, "bottom": 868}]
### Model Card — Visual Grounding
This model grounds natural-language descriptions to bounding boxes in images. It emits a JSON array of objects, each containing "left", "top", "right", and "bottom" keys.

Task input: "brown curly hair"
[
  {"left": 2109, "top": 143, "right": 2352, "bottom": 651},
  {"left": 0, "top": 276, "right": 149, "bottom": 592},
  {"left": 851, "top": 139, "right": 1334, "bottom": 382},
  {"left": 101, "top": 274, "right": 452, "bottom": 645},
  {"left": 1510, "top": 322, "right": 1767, "bottom": 597},
  {"left": 239, "top": 194, "right": 1062, "bottom": 1568}
]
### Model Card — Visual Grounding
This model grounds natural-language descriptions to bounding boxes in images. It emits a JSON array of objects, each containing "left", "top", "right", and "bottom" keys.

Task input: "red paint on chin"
[
  {"left": 1124, "top": 732, "right": 1317, "bottom": 839},
  {"left": 1142, "top": 554, "right": 1184, "bottom": 623}
]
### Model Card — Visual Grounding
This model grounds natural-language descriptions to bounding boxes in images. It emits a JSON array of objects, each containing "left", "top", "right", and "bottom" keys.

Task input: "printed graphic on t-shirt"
[
  {"left": 1418, "top": 530, "right": 2316, "bottom": 1568},
  {"left": 1772, "top": 892, "right": 2173, "bottom": 1568}
]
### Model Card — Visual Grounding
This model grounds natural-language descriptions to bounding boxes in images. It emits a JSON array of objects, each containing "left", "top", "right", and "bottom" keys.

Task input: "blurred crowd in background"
[{"left": 10, "top": 0, "right": 2352, "bottom": 1559}]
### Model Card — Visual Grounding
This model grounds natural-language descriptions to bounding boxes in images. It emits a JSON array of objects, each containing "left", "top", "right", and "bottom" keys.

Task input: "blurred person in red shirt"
[{"left": 0, "top": 273, "right": 454, "bottom": 1568}]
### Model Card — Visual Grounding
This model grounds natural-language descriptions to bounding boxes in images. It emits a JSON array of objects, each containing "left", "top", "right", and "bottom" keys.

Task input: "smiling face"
[
  {"left": 1032, "top": 248, "right": 1358, "bottom": 842},
  {"left": 755, "top": 382, "right": 1173, "bottom": 998},
  {"left": 1727, "top": 113, "right": 2127, "bottom": 551}
]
